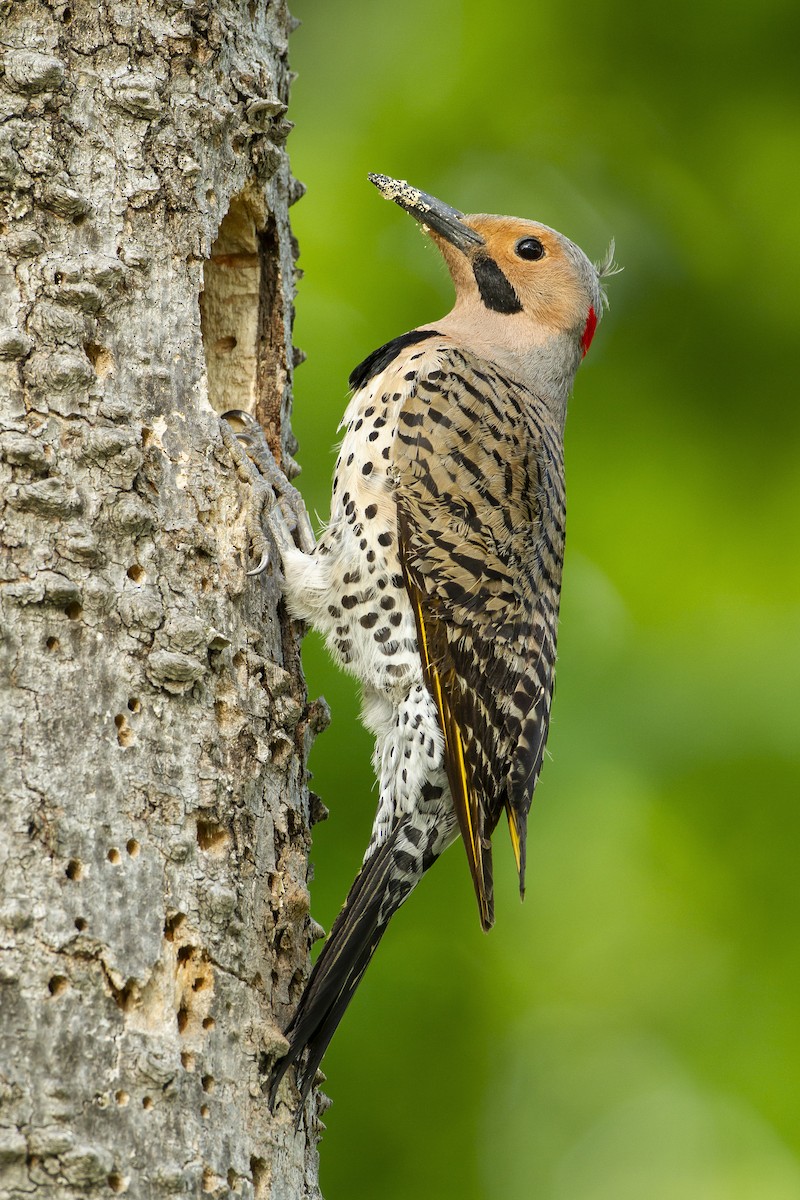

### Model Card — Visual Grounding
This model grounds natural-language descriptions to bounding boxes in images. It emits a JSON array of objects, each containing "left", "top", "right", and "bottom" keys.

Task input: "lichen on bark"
[{"left": 0, "top": 2, "right": 323, "bottom": 1196}]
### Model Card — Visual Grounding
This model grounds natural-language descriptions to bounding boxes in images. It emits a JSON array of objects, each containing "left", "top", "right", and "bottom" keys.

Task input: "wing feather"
[
  {"left": 394, "top": 345, "right": 565, "bottom": 922},
  {"left": 402, "top": 562, "right": 493, "bottom": 930}
]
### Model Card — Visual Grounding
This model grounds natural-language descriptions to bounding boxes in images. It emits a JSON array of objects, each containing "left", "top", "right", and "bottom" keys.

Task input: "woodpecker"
[{"left": 244, "top": 174, "right": 615, "bottom": 1108}]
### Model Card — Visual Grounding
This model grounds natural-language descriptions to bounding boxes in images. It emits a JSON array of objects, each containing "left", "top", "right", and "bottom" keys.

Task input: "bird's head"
[{"left": 369, "top": 173, "right": 616, "bottom": 402}]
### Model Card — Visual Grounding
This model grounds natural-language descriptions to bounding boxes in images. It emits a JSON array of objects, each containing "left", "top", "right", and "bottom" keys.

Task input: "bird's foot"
[{"left": 220, "top": 410, "right": 315, "bottom": 575}]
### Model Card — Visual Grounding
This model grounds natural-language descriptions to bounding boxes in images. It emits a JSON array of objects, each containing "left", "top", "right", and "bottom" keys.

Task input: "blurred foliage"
[{"left": 283, "top": 0, "right": 800, "bottom": 1195}]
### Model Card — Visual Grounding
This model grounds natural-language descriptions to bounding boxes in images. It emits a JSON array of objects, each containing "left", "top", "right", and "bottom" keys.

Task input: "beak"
[{"left": 369, "top": 173, "right": 484, "bottom": 253}]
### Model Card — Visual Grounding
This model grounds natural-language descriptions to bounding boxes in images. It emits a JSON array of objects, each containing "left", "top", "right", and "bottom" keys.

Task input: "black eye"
[{"left": 515, "top": 237, "right": 545, "bottom": 261}]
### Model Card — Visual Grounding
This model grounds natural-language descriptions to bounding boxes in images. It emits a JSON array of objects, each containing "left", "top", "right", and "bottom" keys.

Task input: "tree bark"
[{"left": 0, "top": 2, "right": 323, "bottom": 1196}]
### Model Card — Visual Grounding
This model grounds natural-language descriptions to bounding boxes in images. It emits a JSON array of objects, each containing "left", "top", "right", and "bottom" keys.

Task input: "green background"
[{"left": 284, "top": 2, "right": 800, "bottom": 1196}]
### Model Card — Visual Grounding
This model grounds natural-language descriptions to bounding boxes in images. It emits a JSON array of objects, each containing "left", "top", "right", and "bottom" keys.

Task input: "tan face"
[{"left": 430, "top": 215, "right": 594, "bottom": 335}]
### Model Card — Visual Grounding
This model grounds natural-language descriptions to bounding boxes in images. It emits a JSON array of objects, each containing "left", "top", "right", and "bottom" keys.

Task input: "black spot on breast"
[
  {"left": 364, "top": 504, "right": 378, "bottom": 519},
  {"left": 348, "top": 329, "right": 442, "bottom": 391},
  {"left": 473, "top": 255, "right": 523, "bottom": 314}
]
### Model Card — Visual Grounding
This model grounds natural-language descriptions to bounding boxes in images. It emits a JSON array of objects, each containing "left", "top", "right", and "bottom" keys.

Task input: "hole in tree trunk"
[{"left": 199, "top": 191, "right": 287, "bottom": 463}]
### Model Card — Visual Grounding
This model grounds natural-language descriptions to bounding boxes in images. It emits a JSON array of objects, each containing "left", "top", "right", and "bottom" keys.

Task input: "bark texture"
[{"left": 0, "top": 2, "right": 324, "bottom": 1196}]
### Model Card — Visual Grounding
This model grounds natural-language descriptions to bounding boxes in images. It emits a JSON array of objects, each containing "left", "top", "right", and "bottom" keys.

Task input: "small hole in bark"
[
  {"left": 75, "top": 917, "right": 87, "bottom": 931},
  {"left": 206, "top": 187, "right": 216, "bottom": 205},
  {"left": 176, "top": 944, "right": 193, "bottom": 964},
  {"left": 64, "top": 601, "right": 82, "bottom": 620},
  {"left": 214, "top": 335, "right": 237, "bottom": 354},
  {"left": 181, "top": 1050, "right": 195, "bottom": 1071},
  {"left": 202, "top": 1016, "right": 215, "bottom": 1031},
  {"left": 202, "top": 1168, "right": 215, "bottom": 1193},
  {"left": 48, "top": 975, "right": 68, "bottom": 996},
  {"left": 85, "top": 342, "right": 114, "bottom": 378},
  {"left": 177, "top": 1005, "right": 189, "bottom": 1034},
  {"left": 250, "top": 1159, "right": 267, "bottom": 1194},
  {"left": 141, "top": 427, "right": 155, "bottom": 448},
  {"left": 164, "top": 913, "right": 186, "bottom": 941},
  {"left": 142, "top": 1096, "right": 153, "bottom": 1110},
  {"left": 111, "top": 980, "right": 136, "bottom": 1011},
  {"left": 127, "top": 564, "right": 145, "bottom": 584},
  {"left": 196, "top": 820, "right": 230, "bottom": 854},
  {"left": 200, "top": 1104, "right": 210, "bottom": 1119},
  {"left": 46, "top": 636, "right": 60, "bottom": 651},
  {"left": 66, "top": 859, "right": 82, "bottom": 881},
  {"left": 127, "top": 697, "right": 141, "bottom": 712},
  {"left": 201, "top": 1074, "right": 215, "bottom": 1093},
  {"left": 115, "top": 1090, "right": 129, "bottom": 1106},
  {"left": 232, "top": 651, "right": 245, "bottom": 670},
  {"left": 126, "top": 838, "right": 140, "bottom": 857},
  {"left": 115, "top": 716, "right": 134, "bottom": 747},
  {"left": 107, "top": 847, "right": 121, "bottom": 864},
  {"left": 72, "top": 213, "right": 86, "bottom": 227},
  {"left": 63, "top": 6, "right": 72, "bottom": 22},
  {"left": 107, "top": 1172, "right": 128, "bottom": 1193}
]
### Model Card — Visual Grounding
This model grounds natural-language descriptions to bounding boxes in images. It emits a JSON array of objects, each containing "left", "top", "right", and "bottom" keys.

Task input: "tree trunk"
[{"left": 0, "top": 2, "right": 323, "bottom": 1196}]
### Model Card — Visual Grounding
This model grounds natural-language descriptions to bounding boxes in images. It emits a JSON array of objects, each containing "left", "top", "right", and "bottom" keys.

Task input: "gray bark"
[{"left": 0, "top": 2, "right": 324, "bottom": 1196}]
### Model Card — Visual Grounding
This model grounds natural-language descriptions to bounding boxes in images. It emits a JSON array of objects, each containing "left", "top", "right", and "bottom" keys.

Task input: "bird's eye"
[{"left": 515, "top": 237, "right": 545, "bottom": 261}]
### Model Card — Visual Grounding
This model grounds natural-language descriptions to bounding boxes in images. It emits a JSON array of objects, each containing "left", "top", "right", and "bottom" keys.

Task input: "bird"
[{"left": 247, "top": 173, "right": 616, "bottom": 1110}]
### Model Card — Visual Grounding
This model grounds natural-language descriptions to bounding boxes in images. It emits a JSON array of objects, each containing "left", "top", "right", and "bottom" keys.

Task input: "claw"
[
  {"left": 247, "top": 548, "right": 271, "bottom": 577},
  {"left": 219, "top": 410, "right": 315, "bottom": 575}
]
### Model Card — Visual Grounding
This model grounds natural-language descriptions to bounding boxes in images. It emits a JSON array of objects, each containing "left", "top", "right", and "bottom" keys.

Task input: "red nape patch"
[{"left": 581, "top": 306, "right": 598, "bottom": 358}]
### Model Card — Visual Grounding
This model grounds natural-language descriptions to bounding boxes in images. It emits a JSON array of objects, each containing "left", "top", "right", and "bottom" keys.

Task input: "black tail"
[{"left": 268, "top": 821, "right": 418, "bottom": 1109}]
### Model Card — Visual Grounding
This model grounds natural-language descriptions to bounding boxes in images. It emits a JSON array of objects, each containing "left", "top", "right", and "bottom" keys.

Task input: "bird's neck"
[{"left": 421, "top": 310, "right": 582, "bottom": 428}]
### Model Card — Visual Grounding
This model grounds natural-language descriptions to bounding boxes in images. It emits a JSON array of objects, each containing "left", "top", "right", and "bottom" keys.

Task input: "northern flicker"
[{"left": 231, "top": 174, "right": 615, "bottom": 1109}]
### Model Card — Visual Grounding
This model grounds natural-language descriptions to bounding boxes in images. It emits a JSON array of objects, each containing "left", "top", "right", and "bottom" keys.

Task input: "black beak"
[{"left": 369, "top": 173, "right": 484, "bottom": 253}]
